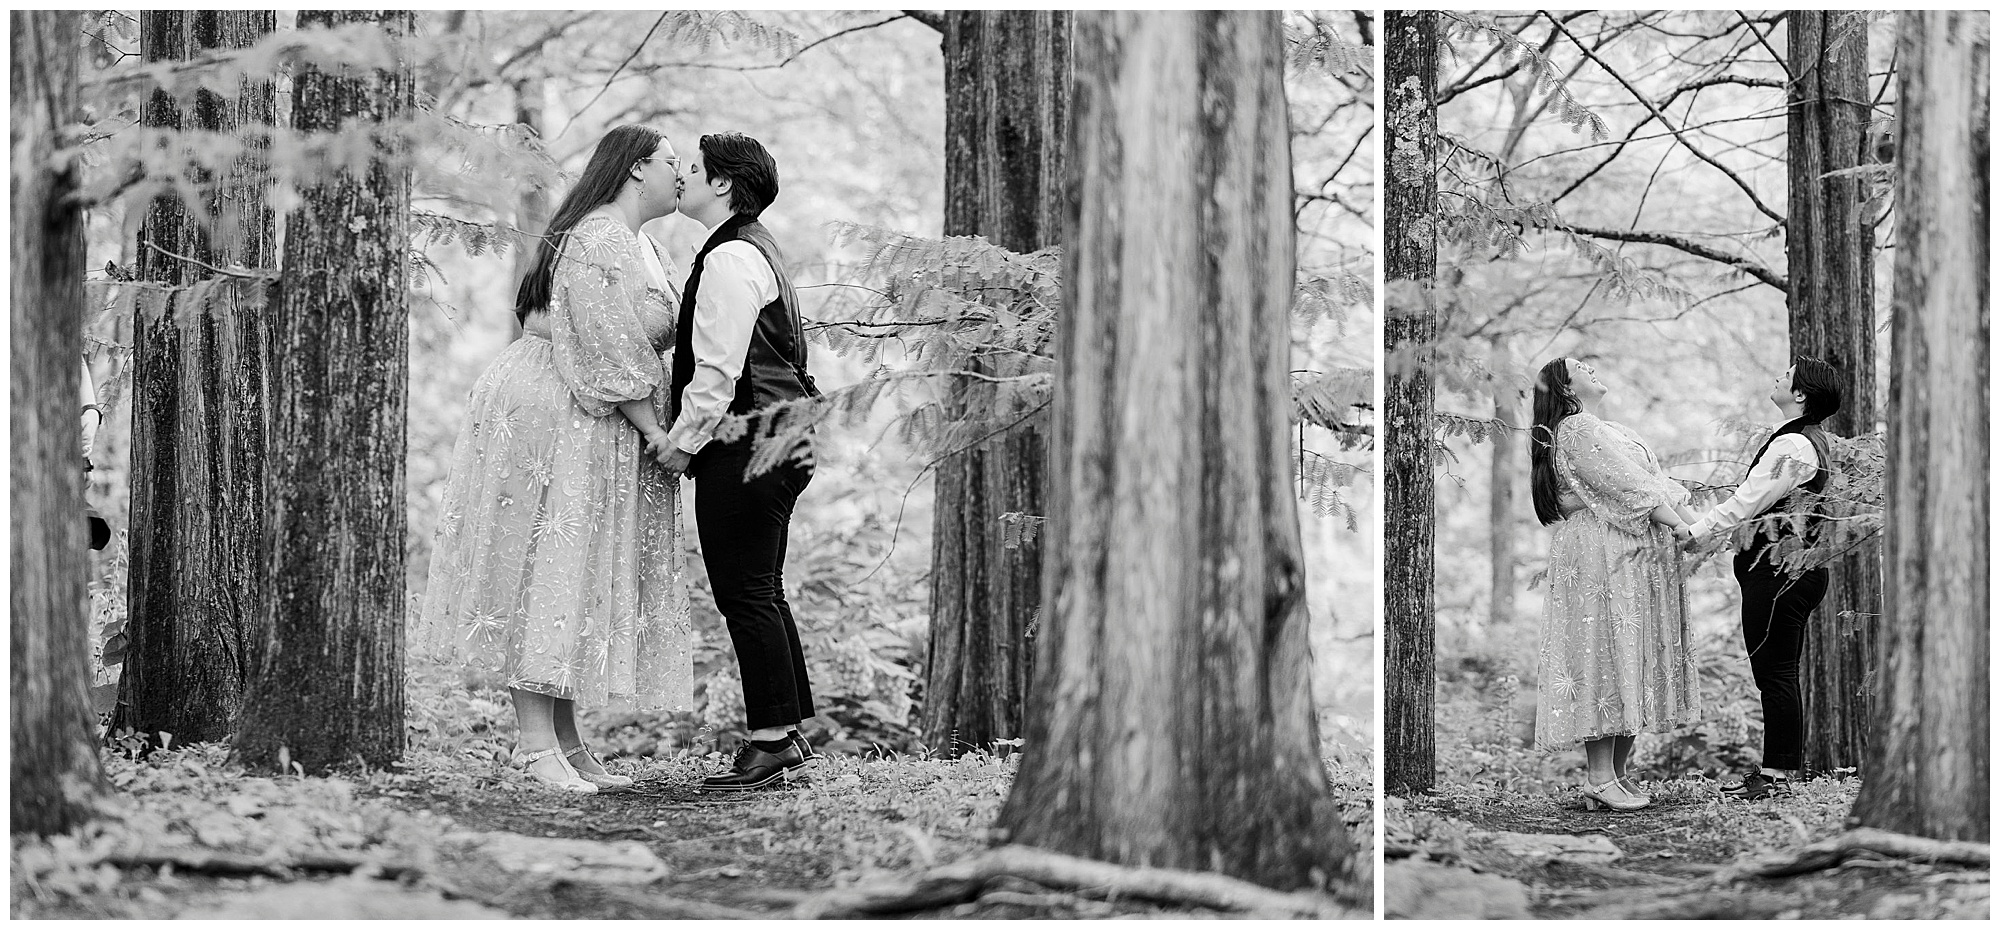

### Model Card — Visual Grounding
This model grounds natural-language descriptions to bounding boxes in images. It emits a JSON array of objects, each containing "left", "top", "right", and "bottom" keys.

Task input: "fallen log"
[
  {"left": 790, "top": 844, "right": 1362, "bottom": 919},
  {"left": 1709, "top": 828, "right": 1989, "bottom": 886}
]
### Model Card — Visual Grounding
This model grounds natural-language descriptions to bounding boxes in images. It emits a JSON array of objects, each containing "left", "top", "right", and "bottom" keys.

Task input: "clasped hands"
[{"left": 643, "top": 429, "right": 692, "bottom": 478}]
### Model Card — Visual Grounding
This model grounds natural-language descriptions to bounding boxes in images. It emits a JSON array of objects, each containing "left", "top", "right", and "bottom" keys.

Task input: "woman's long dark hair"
[
  {"left": 1530, "top": 358, "right": 1584, "bottom": 526},
  {"left": 514, "top": 124, "right": 663, "bottom": 322}
]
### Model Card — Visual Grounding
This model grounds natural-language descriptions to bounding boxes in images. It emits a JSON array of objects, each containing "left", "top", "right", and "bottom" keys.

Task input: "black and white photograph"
[
  {"left": 1380, "top": 10, "right": 1989, "bottom": 920},
  {"left": 12, "top": 9, "right": 1376, "bottom": 919}
]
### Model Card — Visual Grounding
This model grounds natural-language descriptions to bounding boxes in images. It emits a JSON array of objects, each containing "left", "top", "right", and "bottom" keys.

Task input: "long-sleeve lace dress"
[
  {"left": 1535, "top": 412, "right": 1700, "bottom": 749},
  {"left": 420, "top": 210, "right": 693, "bottom": 710}
]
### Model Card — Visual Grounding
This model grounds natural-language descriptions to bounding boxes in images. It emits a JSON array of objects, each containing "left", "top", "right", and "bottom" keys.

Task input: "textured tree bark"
[
  {"left": 994, "top": 11, "right": 1350, "bottom": 893},
  {"left": 1383, "top": 10, "right": 1439, "bottom": 796},
  {"left": 921, "top": 10, "right": 1069, "bottom": 755},
  {"left": 118, "top": 9, "right": 277, "bottom": 748},
  {"left": 234, "top": 9, "right": 412, "bottom": 773},
  {"left": 11, "top": 8, "right": 107, "bottom": 835},
  {"left": 1850, "top": 9, "right": 1988, "bottom": 841},
  {"left": 1786, "top": 9, "right": 1882, "bottom": 776}
]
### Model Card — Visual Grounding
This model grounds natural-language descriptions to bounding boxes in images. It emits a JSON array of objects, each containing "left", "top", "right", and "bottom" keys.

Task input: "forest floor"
[
  {"left": 1385, "top": 774, "right": 1990, "bottom": 920},
  {"left": 12, "top": 671, "right": 1373, "bottom": 919}
]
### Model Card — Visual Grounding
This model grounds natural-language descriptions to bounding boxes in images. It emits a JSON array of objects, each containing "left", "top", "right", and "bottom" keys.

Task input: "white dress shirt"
[
  {"left": 1689, "top": 429, "right": 1821, "bottom": 541},
  {"left": 666, "top": 219, "right": 778, "bottom": 455}
]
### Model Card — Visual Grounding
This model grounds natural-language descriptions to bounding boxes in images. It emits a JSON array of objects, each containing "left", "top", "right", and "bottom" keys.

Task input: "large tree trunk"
[
  {"left": 1850, "top": 9, "right": 1988, "bottom": 841},
  {"left": 921, "top": 10, "right": 1069, "bottom": 755},
  {"left": 11, "top": 9, "right": 107, "bottom": 835},
  {"left": 1786, "top": 9, "right": 1882, "bottom": 776},
  {"left": 118, "top": 10, "right": 277, "bottom": 748},
  {"left": 1383, "top": 10, "right": 1439, "bottom": 796},
  {"left": 994, "top": 11, "right": 1349, "bottom": 893},
  {"left": 235, "top": 9, "right": 412, "bottom": 773}
]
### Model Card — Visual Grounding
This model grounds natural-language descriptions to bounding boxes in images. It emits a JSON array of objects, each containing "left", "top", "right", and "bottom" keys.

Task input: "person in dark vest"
[
  {"left": 660, "top": 132, "right": 822, "bottom": 792},
  {"left": 1686, "top": 358, "right": 1841, "bottom": 800}
]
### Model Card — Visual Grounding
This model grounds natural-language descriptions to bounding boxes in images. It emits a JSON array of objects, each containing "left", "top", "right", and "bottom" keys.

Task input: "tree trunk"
[
  {"left": 235, "top": 9, "right": 412, "bottom": 773},
  {"left": 921, "top": 10, "right": 1069, "bottom": 755},
  {"left": 1487, "top": 384, "right": 1519, "bottom": 629},
  {"left": 1383, "top": 10, "right": 1439, "bottom": 796},
  {"left": 118, "top": 9, "right": 277, "bottom": 748},
  {"left": 1786, "top": 9, "right": 1882, "bottom": 776},
  {"left": 505, "top": 76, "right": 543, "bottom": 342},
  {"left": 11, "top": 9, "right": 107, "bottom": 835},
  {"left": 1850, "top": 9, "right": 1988, "bottom": 841},
  {"left": 995, "top": 11, "right": 1350, "bottom": 892}
]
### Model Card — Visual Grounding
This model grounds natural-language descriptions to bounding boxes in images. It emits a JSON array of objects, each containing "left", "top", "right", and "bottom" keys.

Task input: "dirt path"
[{"left": 1388, "top": 778, "right": 1989, "bottom": 920}]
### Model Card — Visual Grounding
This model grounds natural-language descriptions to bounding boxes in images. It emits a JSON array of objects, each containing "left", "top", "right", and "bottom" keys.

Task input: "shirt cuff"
[{"left": 668, "top": 418, "right": 711, "bottom": 456}]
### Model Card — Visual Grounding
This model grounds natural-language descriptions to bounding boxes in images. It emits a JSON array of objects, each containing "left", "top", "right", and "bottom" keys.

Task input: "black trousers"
[
  {"left": 690, "top": 436, "right": 816, "bottom": 731},
  {"left": 1733, "top": 549, "right": 1830, "bottom": 772}
]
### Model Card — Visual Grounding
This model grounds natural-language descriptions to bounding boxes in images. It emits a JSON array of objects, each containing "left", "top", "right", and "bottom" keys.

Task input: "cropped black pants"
[
  {"left": 1734, "top": 549, "right": 1830, "bottom": 772},
  {"left": 690, "top": 435, "right": 816, "bottom": 731}
]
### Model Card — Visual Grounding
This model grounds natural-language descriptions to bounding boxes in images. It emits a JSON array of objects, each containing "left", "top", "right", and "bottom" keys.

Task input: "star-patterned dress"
[
  {"left": 1535, "top": 412, "right": 1700, "bottom": 749},
  {"left": 420, "top": 209, "right": 693, "bottom": 710}
]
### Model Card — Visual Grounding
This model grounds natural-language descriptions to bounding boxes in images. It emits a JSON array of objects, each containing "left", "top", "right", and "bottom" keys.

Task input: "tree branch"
[
  {"left": 1562, "top": 224, "right": 1785, "bottom": 291},
  {"left": 1545, "top": 12, "right": 1788, "bottom": 225},
  {"left": 904, "top": 10, "right": 944, "bottom": 34},
  {"left": 554, "top": 12, "right": 668, "bottom": 140}
]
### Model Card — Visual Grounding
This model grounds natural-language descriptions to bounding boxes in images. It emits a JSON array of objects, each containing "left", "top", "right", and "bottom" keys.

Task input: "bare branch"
[
  {"left": 1562, "top": 224, "right": 1785, "bottom": 291},
  {"left": 553, "top": 12, "right": 668, "bottom": 140},
  {"left": 903, "top": 10, "right": 944, "bottom": 34},
  {"left": 1545, "top": 12, "right": 1788, "bottom": 224}
]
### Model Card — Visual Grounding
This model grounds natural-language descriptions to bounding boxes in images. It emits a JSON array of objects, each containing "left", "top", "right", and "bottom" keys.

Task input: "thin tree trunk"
[
  {"left": 11, "top": 8, "right": 107, "bottom": 835},
  {"left": 118, "top": 9, "right": 277, "bottom": 748},
  {"left": 1487, "top": 385, "right": 1518, "bottom": 629},
  {"left": 235, "top": 9, "right": 412, "bottom": 773},
  {"left": 995, "top": 11, "right": 1350, "bottom": 893},
  {"left": 506, "top": 75, "right": 543, "bottom": 342},
  {"left": 1850, "top": 9, "right": 1988, "bottom": 841},
  {"left": 921, "top": 10, "right": 1069, "bottom": 755},
  {"left": 1786, "top": 8, "right": 1882, "bottom": 776},
  {"left": 1383, "top": 10, "right": 1439, "bottom": 796}
]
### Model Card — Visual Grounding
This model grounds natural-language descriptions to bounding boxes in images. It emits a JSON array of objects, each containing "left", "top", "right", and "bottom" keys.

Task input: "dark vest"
[
  {"left": 1747, "top": 418, "right": 1831, "bottom": 551},
  {"left": 669, "top": 214, "right": 819, "bottom": 434}
]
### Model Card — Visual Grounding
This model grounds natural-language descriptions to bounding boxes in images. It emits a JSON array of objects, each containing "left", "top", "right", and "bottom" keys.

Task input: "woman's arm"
[{"left": 620, "top": 395, "right": 671, "bottom": 461}]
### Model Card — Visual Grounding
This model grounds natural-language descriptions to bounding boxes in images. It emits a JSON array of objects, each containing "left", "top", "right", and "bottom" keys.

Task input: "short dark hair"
[
  {"left": 1791, "top": 356, "right": 1842, "bottom": 424},
  {"left": 699, "top": 132, "right": 778, "bottom": 216}
]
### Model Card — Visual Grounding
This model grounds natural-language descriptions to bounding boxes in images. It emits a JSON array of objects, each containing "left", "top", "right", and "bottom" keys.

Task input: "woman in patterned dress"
[
  {"left": 421, "top": 125, "right": 694, "bottom": 793},
  {"left": 1528, "top": 357, "right": 1701, "bottom": 811}
]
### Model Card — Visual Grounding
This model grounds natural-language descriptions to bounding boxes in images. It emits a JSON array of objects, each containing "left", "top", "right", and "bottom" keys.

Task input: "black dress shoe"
[
  {"left": 788, "top": 732, "right": 820, "bottom": 770},
  {"left": 1722, "top": 771, "right": 1792, "bottom": 801},
  {"left": 700, "top": 742, "right": 803, "bottom": 792}
]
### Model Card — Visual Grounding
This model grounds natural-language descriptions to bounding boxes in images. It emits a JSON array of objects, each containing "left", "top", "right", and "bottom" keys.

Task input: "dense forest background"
[
  {"left": 1418, "top": 10, "right": 1897, "bottom": 781},
  {"left": 73, "top": 9, "right": 1375, "bottom": 763}
]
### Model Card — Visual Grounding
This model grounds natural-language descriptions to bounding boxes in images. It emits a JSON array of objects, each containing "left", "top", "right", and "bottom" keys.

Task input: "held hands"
[
  {"left": 642, "top": 429, "right": 681, "bottom": 472},
  {"left": 642, "top": 428, "right": 693, "bottom": 478},
  {"left": 662, "top": 447, "right": 693, "bottom": 478}
]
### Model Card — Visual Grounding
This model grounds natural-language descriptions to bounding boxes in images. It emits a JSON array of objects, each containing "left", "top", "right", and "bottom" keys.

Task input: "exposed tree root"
[
  {"left": 102, "top": 849, "right": 420, "bottom": 881},
  {"left": 1709, "top": 828, "right": 1989, "bottom": 885},
  {"left": 790, "top": 844, "right": 1362, "bottom": 919},
  {"left": 1572, "top": 829, "right": 1990, "bottom": 918},
  {"left": 544, "top": 880, "right": 767, "bottom": 920},
  {"left": 1575, "top": 889, "right": 1797, "bottom": 920}
]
